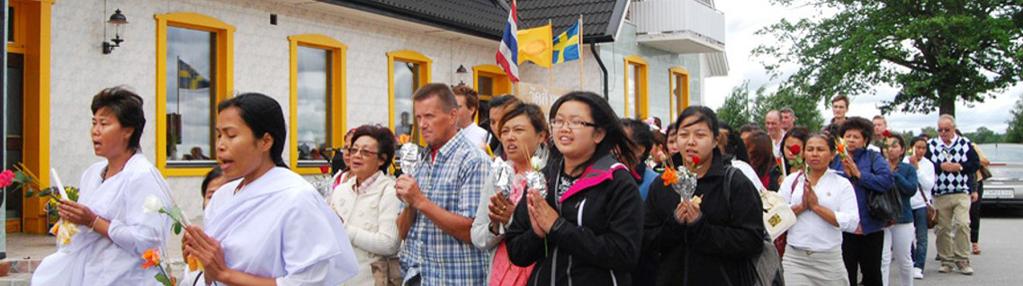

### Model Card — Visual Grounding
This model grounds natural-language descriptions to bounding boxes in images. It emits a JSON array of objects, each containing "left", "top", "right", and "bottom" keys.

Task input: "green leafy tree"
[
  {"left": 965, "top": 126, "right": 1003, "bottom": 144},
  {"left": 754, "top": 0, "right": 1023, "bottom": 117},
  {"left": 752, "top": 86, "right": 826, "bottom": 132},
  {"left": 717, "top": 81, "right": 755, "bottom": 129},
  {"left": 1006, "top": 95, "right": 1023, "bottom": 143}
]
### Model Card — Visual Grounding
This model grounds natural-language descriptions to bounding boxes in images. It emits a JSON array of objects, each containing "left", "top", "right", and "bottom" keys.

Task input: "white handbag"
[{"left": 761, "top": 188, "right": 796, "bottom": 241}]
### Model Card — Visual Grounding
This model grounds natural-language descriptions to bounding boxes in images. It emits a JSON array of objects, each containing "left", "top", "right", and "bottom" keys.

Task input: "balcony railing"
[{"left": 628, "top": 0, "right": 725, "bottom": 54}]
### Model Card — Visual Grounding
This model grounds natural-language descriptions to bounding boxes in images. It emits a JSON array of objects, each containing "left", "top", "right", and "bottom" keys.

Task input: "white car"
[{"left": 979, "top": 143, "right": 1023, "bottom": 208}]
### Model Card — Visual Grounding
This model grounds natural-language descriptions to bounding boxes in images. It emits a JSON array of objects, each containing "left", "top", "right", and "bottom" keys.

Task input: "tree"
[
  {"left": 717, "top": 81, "right": 755, "bottom": 129},
  {"left": 754, "top": 0, "right": 1023, "bottom": 117},
  {"left": 752, "top": 86, "right": 826, "bottom": 132},
  {"left": 965, "top": 126, "right": 1003, "bottom": 144},
  {"left": 1007, "top": 95, "right": 1023, "bottom": 143}
]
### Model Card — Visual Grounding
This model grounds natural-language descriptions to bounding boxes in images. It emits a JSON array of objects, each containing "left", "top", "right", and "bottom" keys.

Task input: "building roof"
[{"left": 320, "top": 0, "right": 628, "bottom": 43}]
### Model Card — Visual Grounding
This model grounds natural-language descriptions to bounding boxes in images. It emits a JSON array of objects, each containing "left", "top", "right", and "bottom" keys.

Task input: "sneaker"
[
  {"left": 914, "top": 267, "right": 924, "bottom": 279},
  {"left": 957, "top": 261, "right": 974, "bottom": 275},
  {"left": 939, "top": 263, "right": 953, "bottom": 273}
]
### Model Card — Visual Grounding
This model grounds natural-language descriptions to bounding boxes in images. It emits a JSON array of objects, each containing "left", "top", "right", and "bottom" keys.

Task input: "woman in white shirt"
[
  {"left": 780, "top": 133, "right": 860, "bottom": 286},
  {"left": 905, "top": 136, "right": 936, "bottom": 279},
  {"left": 182, "top": 93, "right": 358, "bottom": 285},
  {"left": 33, "top": 87, "right": 172, "bottom": 285},
  {"left": 329, "top": 125, "right": 402, "bottom": 285}
]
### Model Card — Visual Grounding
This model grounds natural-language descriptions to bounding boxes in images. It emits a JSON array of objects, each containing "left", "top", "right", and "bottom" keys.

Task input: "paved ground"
[{"left": 918, "top": 207, "right": 1023, "bottom": 285}]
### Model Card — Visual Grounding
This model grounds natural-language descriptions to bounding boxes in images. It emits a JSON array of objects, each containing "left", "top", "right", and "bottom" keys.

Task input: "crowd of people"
[{"left": 31, "top": 84, "right": 991, "bottom": 286}]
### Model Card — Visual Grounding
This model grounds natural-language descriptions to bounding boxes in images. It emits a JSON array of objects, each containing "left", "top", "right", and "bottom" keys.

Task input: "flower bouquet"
[
  {"left": 662, "top": 155, "right": 701, "bottom": 203},
  {"left": 490, "top": 157, "right": 515, "bottom": 198},
  {"left": 140, "top": 248, "right": 177, "bottom": 286},
  {"left": 522, "top": 144, "right": 550, "bottom": 199}
]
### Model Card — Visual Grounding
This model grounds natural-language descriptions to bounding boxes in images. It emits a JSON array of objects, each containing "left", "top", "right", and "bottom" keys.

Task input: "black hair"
[
  {"left": 201, "top": 166, "right": 224, "bottom": 198},
  {"left": 719, "top": 122, "right": 749, "bottom": 163},
  {"left": 780, "top": 127, "right": 811, "bottom": 171},
  {"left": 548, "top": 91, "right": 638, "bottom": 174},
  {"left": 675, "top": 106, "right": 720, "bottom": 138},
  {"left": 622, "top": 118, "right": 654, "bottom": 162},
  {"left": 499, "top": 103, "right": 548, "bottom": 136},
  {"left": 909, "top": 135, "right": 928, "bottom": 149},
  {"left": 490, "top": 94, "right": 521, "bottom": 109},
  {"left": 806, "top": 133, "right": 837, "bottom": 152},
  {"left": 839, "top": 116, "right": 875, "bottom": 145},
  {"left": 91, "top": 86, "right": 146, "bottom": 151},
  {"left": 217, "top": 93, "right": 288, "bottom": 167},
  {"left": 350, "top": 125, "right": 397, "bottom": 173}
]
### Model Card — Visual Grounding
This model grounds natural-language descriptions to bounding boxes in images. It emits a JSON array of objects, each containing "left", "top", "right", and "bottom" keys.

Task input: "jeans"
[{"left": 912, "top": 207, "right": 929, "bottom": 269}]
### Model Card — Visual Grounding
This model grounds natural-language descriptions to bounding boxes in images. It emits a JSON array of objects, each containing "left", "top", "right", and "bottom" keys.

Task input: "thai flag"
[{"left": 496, "top": 0, "right": 519, "bottom": 82}]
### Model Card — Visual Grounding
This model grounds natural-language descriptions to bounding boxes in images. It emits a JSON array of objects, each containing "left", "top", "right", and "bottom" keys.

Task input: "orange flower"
[
  {"left": 141, "top": 248, "right": 160, "bottom": 269},
  {"left": 187, "top": 255, "right": 204, "bottom": 271},
  {"left": 661, "top": 167, "right": 679, "bottom": 186}
]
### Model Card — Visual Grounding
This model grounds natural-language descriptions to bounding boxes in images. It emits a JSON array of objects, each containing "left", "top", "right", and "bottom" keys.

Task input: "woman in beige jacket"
[{"left": 329, "top": 125, "right": 402, "bottom": 285}]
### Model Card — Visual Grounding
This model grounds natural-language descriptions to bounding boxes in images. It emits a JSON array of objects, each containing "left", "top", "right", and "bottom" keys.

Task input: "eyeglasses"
[
  {"left": 345, "top": 147, "right": 379, "bottom": 157},
  {"left": 938, "top": 128, "right": 953, "bottom": 133},
  {"left": 550, "top": 119, "right": 596, "bottom": 130}
]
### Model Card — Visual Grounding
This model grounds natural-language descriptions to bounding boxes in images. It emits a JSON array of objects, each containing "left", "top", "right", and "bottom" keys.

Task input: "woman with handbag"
[
  {"left": 905, "top": 136, "right": 936, "bottom": 279},
  {"left": 328, "top": 125, "right": 403, "bottom": 285},
  {"left": 829, "top": 117, "right": 894, "bottom": 286},
  {"left": 780, "top": 133, "right": 860, "bottom": 286},
  {"left": 883, "top": 135, "right": 919, "bottom": 286}
]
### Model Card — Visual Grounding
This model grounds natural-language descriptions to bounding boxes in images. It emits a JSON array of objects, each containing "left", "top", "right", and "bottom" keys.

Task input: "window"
[
  {"left": 624, "top": 55, "right": 648, "bottom": 119},
  {"left": 387, "top": 50, "right": 431, "bottom": 141},
  {"left": 670, "top": 67, "right": 690, "bottom": 120},
  {"left": 288, "top": 34, "right": 346, "bottom": 174},
  {"left": 473, "top": 64, "right": 512, "bottom": 126},
  {"left": 156, "top": 13, "right": 234, "bottom": 176}
]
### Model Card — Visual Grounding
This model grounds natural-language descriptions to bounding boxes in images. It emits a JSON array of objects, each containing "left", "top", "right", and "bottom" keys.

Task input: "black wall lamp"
[{"left": 102, "top": 9, "right": 127, "bottom": 54}]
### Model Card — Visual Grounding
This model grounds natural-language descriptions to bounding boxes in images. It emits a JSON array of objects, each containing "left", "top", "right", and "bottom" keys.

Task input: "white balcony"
[{"left": 629, "top": 0, "right": 726, "bottom": 54}]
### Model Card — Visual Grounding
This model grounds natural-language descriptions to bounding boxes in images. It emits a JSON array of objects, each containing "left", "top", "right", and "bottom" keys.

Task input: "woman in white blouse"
[
  {"left": 329, "top": 125, "right": 403, "bottom": 285},
  {"left": 780, "top": 133, "right": 860, "bottom": 286},
  {"left": 905, "top": 136, "right": 936, "bottom": 279}
]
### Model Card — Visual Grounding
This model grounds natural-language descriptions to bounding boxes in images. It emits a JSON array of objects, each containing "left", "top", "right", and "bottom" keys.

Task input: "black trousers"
[
  {"left": 842, "top": 231, "right": 884, "bottom": 286},
  {"left": 970, "top": 181, "right": 984, "bottom": 243}
]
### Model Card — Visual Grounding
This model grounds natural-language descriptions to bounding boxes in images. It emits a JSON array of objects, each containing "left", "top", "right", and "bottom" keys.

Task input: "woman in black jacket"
[
  {"left": 643, "top": 106, "right": 765, "bottom": 286},
  {"left": 505, "top": 91, "right": 644, "bottom": 286}
]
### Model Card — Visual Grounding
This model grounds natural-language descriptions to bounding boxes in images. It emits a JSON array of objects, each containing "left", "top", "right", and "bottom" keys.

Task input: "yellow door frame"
[
  {"left": 669, "top": 67, "right": 690, "bottom": 120},
  {"left": 623, "top": 55, "right": 648, "bottom": 119}
]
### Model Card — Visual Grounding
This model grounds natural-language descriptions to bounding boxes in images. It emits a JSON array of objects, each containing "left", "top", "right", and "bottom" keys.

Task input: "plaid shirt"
[{"left": 400, "top": 130, "right": 491, "bottom": 285}]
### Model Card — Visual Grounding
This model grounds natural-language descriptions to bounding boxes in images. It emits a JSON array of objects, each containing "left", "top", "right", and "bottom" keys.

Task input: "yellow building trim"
[
  {"left": 669, "top": 67, "right": 690, "bottom": 119},
  {"left": 288, "top": 34, "right": 347, "bottom": 175},
  {"left": 386, "top": 50, "right": 432, "bottom": 131},
  {"left": 155, "top": 12, "right": 235, "bottom": 177},
  {"left": 472, "top": 64, "right": 512, "bottom": 100},
  {"left": 623, "top": 55, "right": 649, "bottom": 119},
  {"left": 10, "top": 0, "right": 52, "bottom": 234}
]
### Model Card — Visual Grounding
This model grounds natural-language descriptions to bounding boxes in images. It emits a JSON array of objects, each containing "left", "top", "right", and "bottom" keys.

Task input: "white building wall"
[{"left": 47, "top": 0, "right": 713, "bottom": 226}]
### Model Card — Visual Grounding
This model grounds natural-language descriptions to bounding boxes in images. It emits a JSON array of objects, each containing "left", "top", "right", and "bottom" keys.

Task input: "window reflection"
[
  {"left": 297, "top": 46, "right": 331, "bottom": 162},
  {"left": 627, "top": 63, "right": 638, "bottom": 118},
  {"left": 393, "top": 61, "right": 420, "bottom": 139},
  {"left": 166, "top": 26, "right": 214, "bottom": 162}
]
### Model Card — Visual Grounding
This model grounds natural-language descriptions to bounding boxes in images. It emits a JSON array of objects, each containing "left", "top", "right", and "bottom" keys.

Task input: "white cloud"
[{"left": 703, "top": 0, "right": 1019, "bottom": 133}]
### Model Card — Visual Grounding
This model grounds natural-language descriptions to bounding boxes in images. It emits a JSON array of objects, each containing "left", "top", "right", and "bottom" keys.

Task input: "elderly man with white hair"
[{"left": 925, "top": 114, "right": 981, "bottom": 275}]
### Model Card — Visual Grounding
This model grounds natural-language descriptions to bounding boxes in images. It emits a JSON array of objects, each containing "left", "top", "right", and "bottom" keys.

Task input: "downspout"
[{"left": 591, "top": 43, "right": 609, "bottom": 100}]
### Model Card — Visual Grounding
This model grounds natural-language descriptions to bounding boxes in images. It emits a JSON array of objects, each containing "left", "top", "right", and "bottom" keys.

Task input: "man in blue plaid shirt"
[{"left": 396, "top": 83, "right": 491, "bottom": 285}]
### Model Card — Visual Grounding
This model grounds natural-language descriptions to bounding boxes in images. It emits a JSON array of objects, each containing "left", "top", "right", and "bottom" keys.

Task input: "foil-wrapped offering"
[
  {"left": 491, "top": 157, "right": 515, "bottom": 197},
  {"left": 672, "top": 167, "right": 698, "bottom": 202},
  {"left": 398, "top": 143, "right": 421, "bottom": 176},
  {"left": 524, "top": 145, "right": 550, "bottom": 198}
]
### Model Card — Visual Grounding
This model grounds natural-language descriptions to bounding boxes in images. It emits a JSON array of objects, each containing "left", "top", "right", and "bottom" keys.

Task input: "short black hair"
[
  {"left": 217, "top": 93, "right": 288, "bottom": 167},
  {"left": 675, "top": 106, "right": 720, "bottom": 138},
  {"left": 489, "top": 94, "right": 520, "bottom": 109},
  {"left": 91, "top": 86, "right": 146, "bottom": 151},
  {"left": 499, "top": 103, "right": 548, "bottom": 136},
  {"left": 622, "top": 118, "right": 654, "bottom": 162},
  {"left": 201, "top": 166, "right": 224, "bottom": 198},
  {"left": 350, "top": 125, "right": 397, "bottom": 173},
  {"left": 840, "top": 116, "right": 875, "bottom": 145}
]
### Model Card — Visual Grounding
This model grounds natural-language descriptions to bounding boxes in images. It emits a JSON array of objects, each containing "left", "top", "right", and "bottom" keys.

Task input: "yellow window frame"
[
  {"left": 387, "top": 50, "right": 432, "bottom": 132},
  {"left": 623, "top": 55, "right": 649, "bottom": 119},
  {"left": 669, "top": 67, "right": 690, "bottom": 120},
  {"left": 472, "top": 64, "right": 512, "bottom": 122},
  {"left": 288, "top": 34, "right": 347, "bottom": 175},
  {"left": 155, "top": 12, "right": 234, "bottom": 177}
]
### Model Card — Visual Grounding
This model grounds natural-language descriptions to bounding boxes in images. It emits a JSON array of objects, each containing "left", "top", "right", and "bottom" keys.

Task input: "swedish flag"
[
  {"left": 552, "top": 22, "right": 580, "bottom": 64},
  {"left": 178, "top": 58, "right": 211, "bottom": 90}
]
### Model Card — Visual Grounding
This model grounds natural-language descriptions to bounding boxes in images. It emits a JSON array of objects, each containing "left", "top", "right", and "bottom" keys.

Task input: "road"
[{"left": 916, "top": 207, "right": 1023, "bottom": 285}]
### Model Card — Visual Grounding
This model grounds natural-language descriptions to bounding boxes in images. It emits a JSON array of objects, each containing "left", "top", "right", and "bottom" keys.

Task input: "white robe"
[
  {"left": 32, "top": 154, "right": 173, "bottom": 285},
  {"left": 202, "top": 167, "right": 359, "bottom": 285}
]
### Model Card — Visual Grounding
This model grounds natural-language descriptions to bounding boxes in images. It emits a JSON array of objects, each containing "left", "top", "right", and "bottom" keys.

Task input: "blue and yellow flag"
[
  {"left": 517, "top": 24, "right": 553, "bottom": 68},
  {"left": 552, "top": 22, "right": 580, "bottom": 64},
  {"left": 178, "top": 58, "right": 211, "bottom": 90}
]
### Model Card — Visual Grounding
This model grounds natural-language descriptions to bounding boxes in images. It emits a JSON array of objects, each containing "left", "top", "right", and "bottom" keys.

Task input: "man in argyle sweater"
[{"left": 924, "top": 114, "right": 981, "bottom": 275}]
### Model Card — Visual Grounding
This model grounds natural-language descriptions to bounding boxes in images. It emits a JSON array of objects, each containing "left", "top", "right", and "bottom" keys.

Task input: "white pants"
[
  {"left": 882, "top": 227, "right": 892, "bottom": 286},
  {"left": 882, "top": 224, "right": 915, "bottom": 286}
]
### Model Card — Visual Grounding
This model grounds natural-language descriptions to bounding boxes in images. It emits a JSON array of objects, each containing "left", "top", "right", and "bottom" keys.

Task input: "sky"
[{"left": 701, "top": 0, "right": 1021, "bottom": 134}]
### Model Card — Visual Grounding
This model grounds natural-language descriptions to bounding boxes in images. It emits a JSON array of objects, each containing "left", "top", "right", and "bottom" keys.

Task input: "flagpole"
[
  {"left": 578, "top": 15, "right": 584, "bottom": 90},
  {"left": 547, "top": 19, "right": 554, "bottom": 92}
]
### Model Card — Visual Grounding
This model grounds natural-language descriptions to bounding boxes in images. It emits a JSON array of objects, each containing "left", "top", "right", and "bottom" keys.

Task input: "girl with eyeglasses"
[{"left": 504, "top": 91, "right": 643, "bottom": 285}]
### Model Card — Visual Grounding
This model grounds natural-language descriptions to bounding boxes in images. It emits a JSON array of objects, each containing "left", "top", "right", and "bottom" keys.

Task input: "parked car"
[{"left": 978, "top": 143, "right": 1023, "bottom": 207}]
